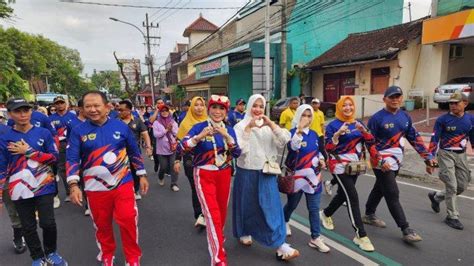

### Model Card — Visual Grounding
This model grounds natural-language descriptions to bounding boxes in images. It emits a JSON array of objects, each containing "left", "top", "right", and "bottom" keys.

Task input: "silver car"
[{"left": 433, "top": 76, "right": 474, "bottom": 109}]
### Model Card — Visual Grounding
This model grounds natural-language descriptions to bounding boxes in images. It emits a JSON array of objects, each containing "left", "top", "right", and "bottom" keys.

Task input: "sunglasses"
[{"left": 210, "top": 95, "right": 229, "bottom": 103}]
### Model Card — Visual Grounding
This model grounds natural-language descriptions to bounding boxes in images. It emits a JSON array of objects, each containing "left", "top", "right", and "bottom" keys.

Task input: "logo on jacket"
[
  {"left": 88, "top": 133, "right": 97, "bottom": 141},
  {"left": 113, "top": 131, "right": 121, "bottom": 140},
  {"left": 34, "top": 121, "right": 41, "bottom": 127},
  {"left": 37, "top": 139, "right": 44, "bottom": 146}
]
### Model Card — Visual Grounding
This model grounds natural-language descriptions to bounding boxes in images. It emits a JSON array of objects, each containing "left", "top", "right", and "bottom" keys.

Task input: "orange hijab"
[
  {"left": 176, "top": 97, "right": 208, "bottom": 140},
  {"left": 335, "top": 96, "right": 356, "bottom": 123}
]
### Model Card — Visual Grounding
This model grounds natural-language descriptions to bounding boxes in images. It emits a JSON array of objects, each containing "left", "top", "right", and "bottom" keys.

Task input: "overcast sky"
[{"left": 0, "top": 0, "right": 432, "bottom": 75}]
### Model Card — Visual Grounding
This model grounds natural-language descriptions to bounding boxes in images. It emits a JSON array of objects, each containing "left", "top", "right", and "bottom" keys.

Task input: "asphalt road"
[{"left": 1, "top": 157, "right": 473, "bottom": 266}]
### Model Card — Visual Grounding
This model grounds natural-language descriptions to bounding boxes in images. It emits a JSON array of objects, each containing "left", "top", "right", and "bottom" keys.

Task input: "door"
[
  {"left": 371, "top": 67, "right": 390, "bottom": 94},
  {"left": 323, "top": 71, "right": 356, "bottom": 102},
  {"left": 323, "top": 77, "right": 339, "bottom": 103}
]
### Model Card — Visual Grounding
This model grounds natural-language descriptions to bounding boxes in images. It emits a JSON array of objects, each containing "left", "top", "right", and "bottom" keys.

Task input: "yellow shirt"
[
  {"left": 279, "top": 108, "right": 296, "bottom": 130},
  {"left": 310, "top": 109, "right": 325, "bottom": 137}
]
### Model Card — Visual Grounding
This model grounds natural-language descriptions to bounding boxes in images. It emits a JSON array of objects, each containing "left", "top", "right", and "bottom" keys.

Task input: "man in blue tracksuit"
[
  {"left": 427, "top": 91, "right": 473, "bottom": 230},
  {"left": 363, "top": 86, "right": 436, "bottom": 243},
  {"left": 0, "top": 98, "right": 67, "bottom": 266}
]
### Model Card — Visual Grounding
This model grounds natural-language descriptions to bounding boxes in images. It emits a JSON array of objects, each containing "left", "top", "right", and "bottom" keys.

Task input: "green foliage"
[
  {"left": 0, "top": 0, "right": 14, "bottom": 20},
  {"left": 172, "top": 85, "right": 186, "bottom": 101},
  {"left": 0, "top": 26, "right": 89, "bottom": 100}
]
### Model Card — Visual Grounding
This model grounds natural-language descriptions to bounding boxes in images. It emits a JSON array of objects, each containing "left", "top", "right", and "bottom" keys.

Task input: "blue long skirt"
[{"left": 232, "top": 167, "right": 286, "bottom": 248}]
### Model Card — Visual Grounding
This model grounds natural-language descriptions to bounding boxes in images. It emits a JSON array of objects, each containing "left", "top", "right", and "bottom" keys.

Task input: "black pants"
[
  {"left": 318, "top": 135, "right": 327, "bottom": 160},
  {"left": 183, "top": 153, "right": 202, "bottom": 219},
  {"left": 14, "top": 194, "right": 57, "bottom": 260},
  {"left": 158, "top": 154, "right": 178, "bottom": 186},
  {"left": 58, "top": 141, "right": 69, "bottom": 196},
  {"left": 324, "top": 174, "right": 367, "bottom": 238},
  {"left": 365, "top": 169, "right": 409, "bottom": 230}
]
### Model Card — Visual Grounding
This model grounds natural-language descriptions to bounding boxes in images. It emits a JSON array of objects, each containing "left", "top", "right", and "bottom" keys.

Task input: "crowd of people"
[{"left": 0, "top": 85, "right": 472, "bottom": 266}]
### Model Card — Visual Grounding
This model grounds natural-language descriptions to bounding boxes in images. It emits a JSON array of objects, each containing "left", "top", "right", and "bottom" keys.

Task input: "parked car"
[
  {"left": 434, "top": 76, "right": 474, "bottom": 109},
  {"left": 271, "top": 97, "right": 336, "bottom": 121}
]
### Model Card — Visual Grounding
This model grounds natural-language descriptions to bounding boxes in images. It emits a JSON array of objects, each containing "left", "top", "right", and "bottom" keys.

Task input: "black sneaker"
[
  {"left": 444, "top": 217, "right": 464, "bottom": 230},
  {"left": 13, "top": 228, "right": 26, "bottom": 254},
  {"left": 402, "top": 228, "right": 422, "bottom": 243},
  {"left": 428, "top": 192, "right": 440, "bottom": 213},
  {"left": 362, "top": 214, "right": 387, "bottom": 228}
]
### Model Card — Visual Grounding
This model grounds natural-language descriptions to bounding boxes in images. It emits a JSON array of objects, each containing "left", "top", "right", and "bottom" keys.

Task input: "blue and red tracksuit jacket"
[
  {"left": 368, "top": 108, "right": 432, "bottom": 171},
  {"left": 8, "top": 110, "right": 57, "bottom": 137},
  {"left": 0, "top": 126, "right": 58, "bottom": 201},
  {"left": 286, "top": 128, "right": 323, "bottom": 193},
  {"left": 50, "top": 111, "right": 78, "bottom": 142},
  {"left": 429, "top": 112, "right": 474, "bottom": 155},
  {"left": 325, "top": 119, "right": 381, "bottom": 174},
  {"left": 179, "top": 121, "right": 241, "bottom": 170},
  {"left": 227, "top": 110, "right": 245, "bottom": 128},
  {"left": 66, "top": 118, "right": 146, "bottom": 192}
]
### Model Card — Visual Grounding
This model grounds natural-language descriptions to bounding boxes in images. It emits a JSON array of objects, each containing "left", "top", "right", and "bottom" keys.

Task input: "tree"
[
  {"left": 0, "top": 43, "right": 28, "bottom": 101},
  {"left": 90, "top": 70, "right": 122, "bottom": 96},
  {"left": 0, "top": 26, "right": 91, "bottom": 99},
  {"left": 0, "top": 0, "right": 14, "bottom": 20}
]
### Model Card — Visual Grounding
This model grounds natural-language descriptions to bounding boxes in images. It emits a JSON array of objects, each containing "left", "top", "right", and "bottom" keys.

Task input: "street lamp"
[{"left": 109, "top": 17, "right": 155, "bottom": 103}]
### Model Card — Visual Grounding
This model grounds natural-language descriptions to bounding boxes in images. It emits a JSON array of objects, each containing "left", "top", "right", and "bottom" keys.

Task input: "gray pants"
[
  {"left": 2, "top": 181, "right": 22, "bottom": 228},
  {"left": 434, "top": 149, "right": 472, "bottom": 219},
  {"left": 158, "top": 153, "right": 178, "bottom": 186}
]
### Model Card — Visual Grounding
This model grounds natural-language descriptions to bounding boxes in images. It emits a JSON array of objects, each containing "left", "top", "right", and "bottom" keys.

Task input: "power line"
[
  {"left": 149, "top": 0, "right": 173, "bottom": 21},
  {"left": 59, "top": 0, "right": 242, "bottom": 10}
]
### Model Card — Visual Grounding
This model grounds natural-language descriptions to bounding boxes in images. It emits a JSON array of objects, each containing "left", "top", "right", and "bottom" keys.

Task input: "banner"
[{"left": 196, "top": 56, "right": 229, "bottom": 80}]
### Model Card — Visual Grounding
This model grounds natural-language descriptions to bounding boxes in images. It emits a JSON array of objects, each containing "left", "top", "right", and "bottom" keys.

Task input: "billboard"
[{"left": 196, "top": 56, "right": 229, "bottom": 80}]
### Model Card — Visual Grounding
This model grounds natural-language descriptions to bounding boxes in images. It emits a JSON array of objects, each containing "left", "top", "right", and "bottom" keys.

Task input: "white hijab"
[
  {"left": 291, "top": 104, "right": 314, "bottom": 129},
  {"left": 238, "top": 94, "right": 266, "bottom": 128}
]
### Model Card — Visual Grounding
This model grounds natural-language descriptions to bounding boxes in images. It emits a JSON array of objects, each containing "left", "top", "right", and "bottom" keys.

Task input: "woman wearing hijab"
[
  {"left": 319, "top": 96, "right": 383, "bottom": 252},
  {"left": 174, "top": 96, "right": 208, "bottom": 227},
  {"left": 233, "top": 94, "right": 299, "bottom": 262},
  {"left": 153, "top": 104, "right": 179, "bottom": 191},
  {"left": 181, "top": 95, "right": 241, "bottom": 266},
  {"left": 282, "top": 104, "right": 330, "bottom": 253}
]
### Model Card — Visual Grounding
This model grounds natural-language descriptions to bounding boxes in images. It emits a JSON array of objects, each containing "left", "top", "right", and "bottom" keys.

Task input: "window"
[
  {"left": 371, "top": 67, "right": 390, "bottom": 94},
  {"left": 449, "top": 45, "right": 463, "bottom": 59}
]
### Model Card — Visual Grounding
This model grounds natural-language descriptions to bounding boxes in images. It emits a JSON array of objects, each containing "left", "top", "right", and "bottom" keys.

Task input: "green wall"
[
  {"left": 437, "top": 0, "right": 474, "bottom": 16},
  {"left": 228, "top": 64, "right": 252, "bottom": 105},
  {"left": 286, "top": 0, "right": 404, "bottom": 97}
]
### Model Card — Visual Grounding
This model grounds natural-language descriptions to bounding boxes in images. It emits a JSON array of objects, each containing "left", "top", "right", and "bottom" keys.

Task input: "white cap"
[{"left": 311, "top": 98, "right": 320, "bottom": 104}]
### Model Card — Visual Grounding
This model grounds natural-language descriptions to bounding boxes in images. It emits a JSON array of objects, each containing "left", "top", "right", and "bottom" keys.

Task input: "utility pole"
[
  {"left": 408, "top": 2, "right": 412, "bottom": 22},
  {"left": 143, "top": 13, "right": 160, "bottom": 104},
  {"left": 264, "top": 0, "right": 271, "bottom": 116},
  {"left": 280, "top": 0, "right": 287, "bottom": 99}
]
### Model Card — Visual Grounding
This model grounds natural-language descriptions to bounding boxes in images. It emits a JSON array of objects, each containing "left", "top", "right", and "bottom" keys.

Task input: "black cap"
[
  {"left": 53, "top": 96, "right": 66, "bottom": 104},
  {"left": 384, "top": 86, "right": 403, "bottom": 97},
  {"left": 184, "top": 100, "right": 191, "bottom": 107},
  {"left": 6, "top": 98, "right": 32, "bottom": 111},
  {"left": 235, "top": 98, "right": 246, "bottom": 105}
]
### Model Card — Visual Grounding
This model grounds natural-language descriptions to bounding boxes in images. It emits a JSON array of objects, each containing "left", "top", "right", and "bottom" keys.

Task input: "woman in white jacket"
[{"left": 232, "top": 94, "right": 299, "bottom": 261}]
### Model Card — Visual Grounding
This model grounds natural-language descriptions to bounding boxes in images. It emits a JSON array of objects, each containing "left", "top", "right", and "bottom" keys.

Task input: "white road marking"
[
  {"left": 288, "top": 220, "right": 379, "bottom": 266},
  {"left": 365, "top": 174, "right": 474, "bottom": 201}
]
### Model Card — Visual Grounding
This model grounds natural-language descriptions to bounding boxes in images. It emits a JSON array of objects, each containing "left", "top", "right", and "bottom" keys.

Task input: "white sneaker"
[
  {"left": 53, "top": 196, "right": 61, "bottom": 209},
  {"left": 55, "top": 175, "right": 60, "bottom": 182},
  {"left": 64, "top": 196, "right": 71, "bottom": 202},
  {"left": 353, "top": 236, "right": 375, "bottom": 252},
  {"left": 276, "top": 243, "right": 300, "bottom": 261},
  {"left": 319, "top": 210, "right": 334, "bottom": 230},
  {"left": 194, "top": 214, "right": 206, "bottom": 228},
  {"left": 135, "top": 193, "right": 142, "bottom": 200},
  {"left": 159, "top": 179, "right": 165, "bottom": 186},
  {"left": 84, "top": 209, "right": 90, "bottom": 216},
  {"left": 171, "top": 185, "right": 180, "bottom": 192},
  {"left": 286, "top": 223, "right": 292, "bottom": 237},
  {"left": 324, "top": 180, "right": 333, "bottom": 196},
  {"left": 239, "top": 235, "right": 253, "bottom": 246},
  {"left": 308, "top": 236, "right": 330, "bottom": 253}
]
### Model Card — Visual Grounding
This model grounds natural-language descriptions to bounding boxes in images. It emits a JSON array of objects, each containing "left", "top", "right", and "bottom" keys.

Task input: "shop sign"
[{"left": 196, "top": 56, "right": 229, "bottom": 79}]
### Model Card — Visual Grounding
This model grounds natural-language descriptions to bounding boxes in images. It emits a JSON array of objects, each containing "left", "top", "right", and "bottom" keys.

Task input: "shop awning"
[{"left": 422, "top": 9, "right": 474, "bottom": 44}]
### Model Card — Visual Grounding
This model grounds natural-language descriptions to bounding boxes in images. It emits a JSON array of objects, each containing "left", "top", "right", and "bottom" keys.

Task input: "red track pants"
[
  {"left": 87, "top": 182, "right": 141, "bottom": 265},
  {"left": 194, "top": 167, "right": 232, "bottom": 266}
]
